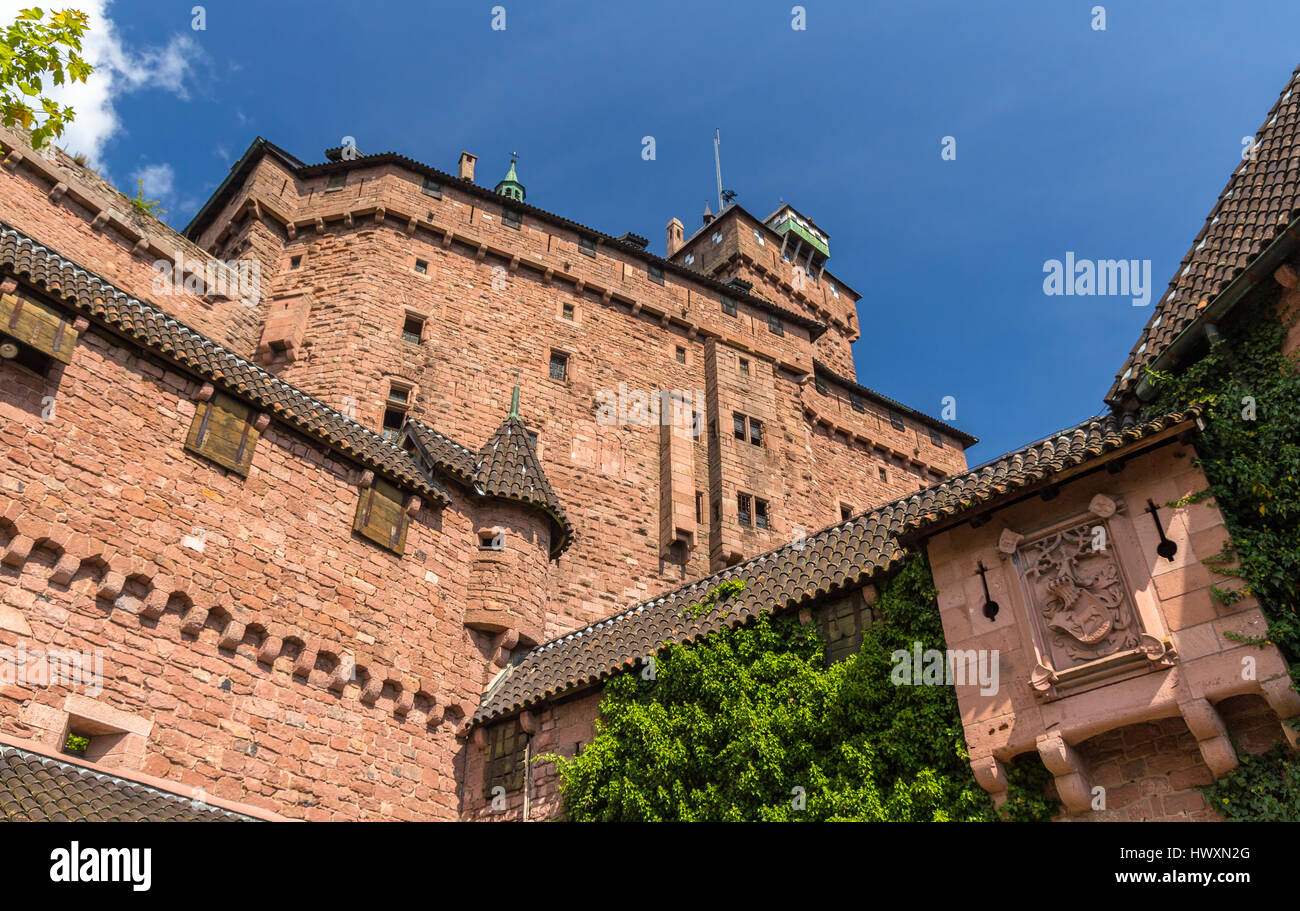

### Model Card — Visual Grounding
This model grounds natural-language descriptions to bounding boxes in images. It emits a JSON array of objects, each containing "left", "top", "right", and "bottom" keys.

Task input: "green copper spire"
[{"left": 495, "top": 156, "right": 525, "bottom": 203}]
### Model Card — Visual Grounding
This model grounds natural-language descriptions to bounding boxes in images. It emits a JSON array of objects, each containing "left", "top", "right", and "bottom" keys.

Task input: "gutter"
[{"left": 1131, "top": 211, "right": 1300, "bottom": 404}]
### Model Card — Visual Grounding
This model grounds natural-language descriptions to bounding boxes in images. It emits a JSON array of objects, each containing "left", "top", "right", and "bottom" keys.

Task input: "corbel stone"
[
  {"left": 797, "top": 608, "right": 813, "bottom": 626},
  {"left": 631, "top": 301, "right": 642, "bottom": 316},
  {"left": 508, "top": 254, "right": 519, "bottom": 273},
  {"left": 195, "top": 382, "right": 215, "bottom": 403},
  {"left": 970, "top": 755, "right": 1009, "bottom": 808},
  {"left": 471, "top": 726, "right": 487, "bottom": 748},
  {"left": 359, "top": 671, "right": 385, "bottom": 705},
  {"left": 442, "top": 229, "right": 453, "bottom": 248},
  {"left": 542, "top": 266, "right": 553, "bottom": 284},
  {"left": 97, "top": 571, "right": 125, "bottom": 602},
  {"left": 314, "top": 216, "right": 325, "bottom": 235},
  {"left": 131, "top": 236, "right": 150, "bottom": 257},
  {"left": 48, "top": 182, "right": 68, "bottom": 202},
  {"left": 357, "top": 469, "right": 374, "bottom": 489},
  {"left": 327, "top": 657, "right": 354, "bottom": 692},
  {"left": 373, "top": 207, "right": 386, "bottom": 225},
  {"left": 404, "top": 495, "right": 422, "bottom": 516},
  {"left": 997, "top": 528, "right": 1023, "bottom": 555},
  {"left": 343, "top": 210, "right": 354, "bottom": 227},
  {"left": 49, "top": 553, "right": 81, "bottom": 586},
  {"left": 71, "top": 317, "right": 89, "bottom": 334},
  {"left": 248, "top": 198, "right": 262, "bottom": 221},
  {"left": 90, "top": 209, "right": 110, "bottom": 230},
  {"left": 179, "top": 605, "right": 209, "bottom": 637},
  {"left": 0, "top": 278, "right": 15, "bottom": 295},
  {"left": 1088, "top": 493, "right": 1119, "bottom": 518},
  {"left": 1180, "top": 698, "right": 1239, "bottom": 778},
  {"left": 257, "top": 635, "right": 283, "bottom": 666},
  {"left": 394, "top": 677, "right": 419, "bottom": 716},
  {"left": 285, "top": 222, "right": 296, "bottom": 240},
  {"left": 406, "top": 216, "right": 417, "bottom": 235},
  {"left": 601, "top": 288, "right": 612, "bottom": 305},
  {"left": 292, "top": 642, "right": 318, "bottom": 679},
  {"left": 573, "top": 278, "right": 584, "bottom": 295},
  {"left": 218, "top": 620, "right": 246, "bottom": 652},
  {"left": 1, "top": 534, "right": 34, "bottom": 567},
  {"left": 1274, "top": 263, "right": 1299, "bottom": 289},
  {"left": 519, "top": 710, "right": 541, "bottom": 735},
  {"left": 2, "top": 150, "right": 22, "bottom": 170},
  {"left": 1037, "top": 732, "right": 1093, "bottom": 814},
  {"left": 475, "top": 243, "right": 487, "bottom": 261},
  {"left": 253, "top": 413, "right": 271, "bottom": 433}
]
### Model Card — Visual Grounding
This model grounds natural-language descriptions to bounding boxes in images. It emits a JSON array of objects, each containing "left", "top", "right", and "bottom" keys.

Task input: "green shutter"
[
  {"left": 353, "top": 478, "right": 409, "bottom": 554},
  {"left": 185, "top": 392, "right": 260, "bottom": 476},
  {"left": 0, "top": 292, "right": 79, "bottom": 364}
]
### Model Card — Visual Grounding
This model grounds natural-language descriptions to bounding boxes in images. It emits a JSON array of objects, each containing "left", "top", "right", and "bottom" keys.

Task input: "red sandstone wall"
[{"left": 0, "top": 317, "right": 496, "bottom": 819}]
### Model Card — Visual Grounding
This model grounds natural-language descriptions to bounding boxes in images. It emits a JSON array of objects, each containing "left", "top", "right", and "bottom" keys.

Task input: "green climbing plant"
[
  {"left": 1144, "top": 287, "right": 1300, "bottom": 819},
  {"left": 540, "top": 554, "right": 1058, "bottom": 821}
]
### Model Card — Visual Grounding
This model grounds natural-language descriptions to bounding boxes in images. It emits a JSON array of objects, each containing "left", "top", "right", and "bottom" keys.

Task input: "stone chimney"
[
  {"left": 666, "top": 218, "right": 684, "bottom": 257},
  {"left": 458, "top": 151, "right": 477, "bottom": 183}
]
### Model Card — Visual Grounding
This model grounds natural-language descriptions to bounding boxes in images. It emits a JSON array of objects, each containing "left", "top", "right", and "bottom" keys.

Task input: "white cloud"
[
  {"left": 0, "top": 1, "right": 202, "bottom": 168},
  {"left": 132, "top": 162, "right": 174, "bottom": 202}
]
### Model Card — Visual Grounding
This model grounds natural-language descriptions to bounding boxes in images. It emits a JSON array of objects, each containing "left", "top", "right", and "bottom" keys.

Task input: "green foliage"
[
  {"left": 131, "top": 178, "right": 165, "bottom": 218},
  {"left": 0, "top": 7, "right": 92, "bottom": 150},
  {"left": 63, "top": 732, "right": 88, "bottom": 754},
  {"left": 544, "top": 555, "right": 1058, "bottom": 821},
  {"left": 999, "top": 753, "right": 1058, "bottom": 822},
  {"left": 1202, "top": 746, "right": 1300, "bottom": 821},
  {"left": 683, "top": 578, "right": 746, "bottom": 619},
  {"left": 1144, "top": 288, "right": 1300, "bottom": 818}
]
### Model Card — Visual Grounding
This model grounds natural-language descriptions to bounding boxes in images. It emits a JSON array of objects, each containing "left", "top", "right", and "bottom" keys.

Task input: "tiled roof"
[
  {"left": 0, "top": 223, "right": 448, "bottom": 505},
  {"left": 470, "top": 407, "right": 1199, "bottom": 725},
  {"left": 1108, "top": 63, "right": 1300, "bottom": 405},
  {"left": 184, "top": 140, "right": 827, "bottom": 339},
  {"left": 0, "top": 746, "right": 254, "bottom": 821},
  {"left": 405, "top": 416, "right": 574, "bottom": 558},
  {"left": 813, "top": 359, "right": 978, "bottom": 448}
]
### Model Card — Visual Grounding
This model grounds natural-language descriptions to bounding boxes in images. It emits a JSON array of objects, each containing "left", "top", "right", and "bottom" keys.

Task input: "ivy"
[
  {"left": 542, "top": 554, "right": 1058, "bottom": 821},
  {"left": 1143, "top": 287, "right": 1300, "bottom": 817}
]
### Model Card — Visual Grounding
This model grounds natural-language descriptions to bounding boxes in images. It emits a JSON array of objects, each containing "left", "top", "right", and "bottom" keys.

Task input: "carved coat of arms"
[{"left": 1019, "top": 521, "right": 1138, "bottom": 665}]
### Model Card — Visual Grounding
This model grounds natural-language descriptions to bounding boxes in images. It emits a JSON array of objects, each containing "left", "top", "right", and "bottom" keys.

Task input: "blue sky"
[{"left": 51, "top": 0, "right": 1300, "bottom": 465}]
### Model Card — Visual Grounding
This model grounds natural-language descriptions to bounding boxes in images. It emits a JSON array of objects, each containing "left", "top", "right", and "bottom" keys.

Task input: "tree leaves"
[{"left": 0, "top": 7, "right": 91, "bottom": 149}]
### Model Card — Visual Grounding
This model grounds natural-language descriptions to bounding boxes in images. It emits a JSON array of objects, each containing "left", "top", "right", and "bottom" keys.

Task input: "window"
[
  {"left": 185, "top": 391, "right": 262, "bottom": 476},
  {"left": 711, "top": 232, "right": 723, "bottom": 245},
  {"left": 290, "top": 255, "right": 302, "bottom": 270},
  {"left": 414, "top": 259, "right": 427, "bottom": 275},
  {"left": 929, "top": 428, "right": 943, "bottom": 447},
  {"left": 484, "top": 719, "right": 527, "bottom": 794},
  {"left": 675, "top": 346, "right": 686, "bottom": 364},
  {"left": 696, "top": 491, "right": 704, "bottom": 524},
  {"left": 737, "top": 493, "right": 752, "bottom": 526},
  {"left": 527, "top": 430, "right": 539, "bottom": 449},
  {"left": 692, "top": 410, "right": 702, "bottom": 440},
  {"left": 889, "top": 411, "right": 905, "bottom": 431},
  {"left": 850, "top": 393, "right": 865, "bottom": 413},
  {"left": 734, "top": 413, "right": 762, "bottom": 446},
  {"left": 549, "top": 351, "right": 568, "bottom": 382},
  {"left": 0, "top": 291, "right": 79, "bottom": 367},
  {"left": 753, "top": 229, "right": 765, "bottom": 245},
  {"left": 479, "top": 530, "right": 505, "bottom": 550},
  {"left": 831, "top": 285, "right": 840, "bottom": 299},
  {"left": 382, "top": 407, "right": 406, "bottom": 442},
  {"left": 387, "top": 384, "right": 410, "bottom": 406},
  {"left": 879, "top": 467, "right": 888, "bottom": 482},
  {"left": 422, "top": 177, "right": 442, "bottom": 198},
  {"left": 768, "top": 315, "right": 784, "bottom": 337},
  {"left": 578, "top": 236, "right": 597, "bottom": 257},
  {"left": 353, "top": 478, "right": 410, "bottom": 554},
  {"left": 739, "top": 357, "right": 749, "bottom": 376},
  {"left": 814, "top": 376, "right": 828, "bottom": 395},
  {"left": 684, "top": 253, "right": 695, "bottom": 266},
  {"left": 503, "top": 208, "right": 522, "bottom": 229},
  {"left": 754, "top": 498, "right": 769, "bottom": 529},
  {"left": 402, "top": 315, "right": 424, "bottom": 344},
  {"left": 841, "top": 503, "right": 854, "bottom": 521},
  {"left": 648, "top": 263, "right": 664, "bottom": 285},
  {"left": 561, "top": 303, "right": 575, "bottom": 321},
  {"left": 721, "top": 296, "right": 737, "bottom": 317},
  {"left": 325, "top": 173, "right": 346, "bottom": 192}
]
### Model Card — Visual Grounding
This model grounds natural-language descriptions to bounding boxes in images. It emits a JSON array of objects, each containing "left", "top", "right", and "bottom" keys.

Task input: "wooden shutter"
[
  {"left": 0, "top": 292, "right": 79, "bottom": 364},
  {"left": 185, "top": 392, "right": 260, "bottom": 476},
  {"left": 484, "top": 719, "right": 526, "bottom": 794},
  {"left": 353, "top": 478, "right": 409, "bottom": 554}
]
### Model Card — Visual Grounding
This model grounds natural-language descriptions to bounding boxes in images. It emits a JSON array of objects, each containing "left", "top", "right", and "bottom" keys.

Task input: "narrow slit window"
[
  {"left": 675, "top": 346, "right": 686, "bottom": 363},
  {"left": 739, "top": 357, "right": 750, "bottom": 376},
  {"left": 414, "top": 259, "right": 428, "bottom": 275},
  {"left": 549, "top": 351, "right": 568, "bottom": 382},
  {"left": 749, "top": 419, "right": 763, "bottom": 447},
  {"left": 562, "top": 303, "right": 575, "bottom": 321},
  {"left": 754, "top": 498, "right": 769, "bottom": 530},
  {"left": 734, "top": 413, "right": 747, "bottom": 440},
  {"left": 737, "top": 493, "right": 752, "bottom": 527}
]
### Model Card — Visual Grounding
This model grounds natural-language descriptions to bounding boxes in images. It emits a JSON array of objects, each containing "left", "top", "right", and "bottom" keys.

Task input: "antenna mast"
[{"left": 713, "top": 128, "right": 723, "bottom": 213}]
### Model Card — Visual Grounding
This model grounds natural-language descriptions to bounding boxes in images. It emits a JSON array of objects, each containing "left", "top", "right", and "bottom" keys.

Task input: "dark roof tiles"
[
  {"left": 0, "top": 746, "right": 254, "bottom": 821},
  {"left": 470, "top": 407, "right": 1198, "bottom": 725}
]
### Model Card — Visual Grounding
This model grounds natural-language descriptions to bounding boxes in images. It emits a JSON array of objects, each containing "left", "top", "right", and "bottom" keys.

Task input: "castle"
[{"left": 0, "top": 63, "right": 1297, "bottom": 821}]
